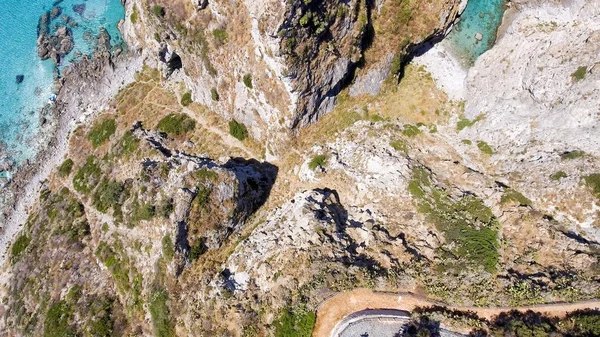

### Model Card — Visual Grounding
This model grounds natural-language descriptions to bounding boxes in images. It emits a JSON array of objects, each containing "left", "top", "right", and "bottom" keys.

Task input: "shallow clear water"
[
  {"left": 0, "top": 0, "right": 124, "bottom": 174},
  {"left": 446, "top": 0, "right": 507, "bottom": 66}
]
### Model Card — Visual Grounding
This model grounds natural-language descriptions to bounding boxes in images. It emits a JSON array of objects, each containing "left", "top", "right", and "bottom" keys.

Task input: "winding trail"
[{"left": 314, "top": 288, "right": 600, "bottom": 337}]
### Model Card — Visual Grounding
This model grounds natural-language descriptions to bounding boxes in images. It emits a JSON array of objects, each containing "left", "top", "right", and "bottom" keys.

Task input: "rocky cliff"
[{"left": 1, "top": 0, "right": 600, "bottom": 336}]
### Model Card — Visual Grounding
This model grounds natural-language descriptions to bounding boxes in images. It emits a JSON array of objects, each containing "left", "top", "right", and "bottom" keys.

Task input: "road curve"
[
  {"left": 313, "top": 288, "right": 600, "bottom": 337},
  {"left": 331, "top": 309, "right": 465, "bottom": 337}
]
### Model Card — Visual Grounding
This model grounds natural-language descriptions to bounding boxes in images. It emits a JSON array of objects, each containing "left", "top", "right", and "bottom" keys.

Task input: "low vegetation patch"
[
  {"left": 243, "top": 73, "right": 253, "bottom": 89},
  {"left": 88, "top": 119, "right": 116, "bottom": 148},
  {"left": 477, "top": 141, "right": 494, "bottom": 155},
  {"left": 560, "top": 150, "right": 585, "bottom": 160},
  {"left": 44, "top": 300, "right": 75, "bottom": 337},
  {"left": 212, "top": 28, "right": 228, "bottom": 45},
  {"left": 58, "top": 159, "right": 74, "bottom": 177},
  {"left": 308, "top": 154, "right": 327, "bottom": 170},
  {"left": 92, "top": 179, "right": 124, "bottom": 213},
  {"left": 550, "top": 171, "right": 567, "bottom": 181},
  {"left": 408, "top": 167, "right": 499, "bottom": 273},
  {"left": 274, "top": 306, "right": 316, "bottom": 337},
  {"left": 211, "top": 88, "right": 219, "bottom": 101},
  {"left": 500, "top": 189, "right": 532, "bottom": 207},
  {"left": 402, "top": 124, "right": 421, "bottom": 137},
  {"left": 390, "top": 139, "right": 407, "bottom": 154},
  {"left": 228, "top": 120, "right": 248, "bottom": 141},
  {"left": 583, "top": 174, "right": 600, "bottom": 199},
  {"left": 571, "top": 66, "right": 587, "bottom": 81},
  {"left": 11, "top": 234, "right": 31, "bottom": 261},
  {"left": 156, "top": 113, "right": 196, "bottom": 136},
  {"left": 161, "top": 235, "right": 174, "bottom": 261},
  {"left": 130, "top": 5, "right": 139, "bottom": 24},
  {"left": 461, "top": 139, "right": 472, "bottom": 145},
  {"left": 457, "top": 114, "right": 484, "bottom": 131},
  {"left": 149, "top": 289, "right": 174, "bottom": 337},
  {"left": 180, "top": 92, "right": 193, "bottom": 106},
  {"left": 73, "top": 156, "right": 102, "bottom": 194},
  {"left": 152, "top": 5, "right": 165, "bottom": 17}
]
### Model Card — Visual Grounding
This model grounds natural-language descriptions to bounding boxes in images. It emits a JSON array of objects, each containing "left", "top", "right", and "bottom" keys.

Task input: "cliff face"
[
  {"left": 2, "top": 0, "right": 600, "bottom": 336},
  {"left": 121, "top": 0, "right": 461, "bottom": 154}
]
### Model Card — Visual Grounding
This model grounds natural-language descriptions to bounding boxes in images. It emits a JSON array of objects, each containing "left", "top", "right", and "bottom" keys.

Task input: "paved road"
[{"left": 313, "top": 288, "right": 600, "bottom": 337}]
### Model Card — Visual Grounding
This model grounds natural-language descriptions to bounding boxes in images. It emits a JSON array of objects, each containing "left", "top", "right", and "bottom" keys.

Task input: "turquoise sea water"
[
  {"left": 0, "top": 0, "right": 124, "bottom": 175},
  {"left": 446, "top": 0, "right": 507, "bottom": 65}
]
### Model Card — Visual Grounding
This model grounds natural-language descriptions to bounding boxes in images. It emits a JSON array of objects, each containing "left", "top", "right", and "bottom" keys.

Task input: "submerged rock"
[
  {"left": 73, "top": 3, "right": 86, "bottom": 15},
  {"left": 15, "top": 75, "right": 24, "bottom": 84}
]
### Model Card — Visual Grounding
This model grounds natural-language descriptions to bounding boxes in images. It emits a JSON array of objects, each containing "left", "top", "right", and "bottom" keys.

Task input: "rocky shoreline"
[{"left": 0, "top": 43, "right": 142, "bottom": 265}]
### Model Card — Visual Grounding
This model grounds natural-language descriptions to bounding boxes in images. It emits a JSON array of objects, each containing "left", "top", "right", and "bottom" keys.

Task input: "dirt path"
[{"left": 314, "top": 288, "right": 600, "bottom": 337}]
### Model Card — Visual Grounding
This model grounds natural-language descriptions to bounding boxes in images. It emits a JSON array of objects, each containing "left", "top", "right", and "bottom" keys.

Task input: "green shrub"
[
  {"left": 58, "top": 159, "right": 74, "bottom": 177},
  {"left": 501, "top": 189, "right": 532, "bottom": 207},
  {"left": 274, "top": 306, "right": 316, "bottom": 337},
  {"left": 161, "top": 235, "right": 174, "bottom": 261},
  {"left": 93, "top": 179, "right": 124, "bottom": 213},
  {"left": 560, "top": 150, "right": 585, "bottom": 160},
  {"left": 211, "top": 88, "right": 219, "bottom": 101},
  {"left": 11, "top": 234, "right": 31, "bottom": 260},
  {"left": 156, "top": 113, "right": 196, "bottom": 136},
  {"left": 308, "top": 154, "right": 327, "bottom": 170},
  {"left": 402, "top": 124, "right": 421, "bottom": 137},
  {"left": 243, "top": 73, "right": 253, "bottom": 89},
  {"left": 44, "top": 301, "right": 76, "bottom": 337},
  {"left": 583, "top": 173, "right": 600, "bottom": 199},
  {"left": 181, "top": 92, "right": 193, "bottom": 106},
  {"left": 461, "top": 139, "right": 472, "bottom": 145},
  {"left": 189, "top": 241, "right": 207, "bottom": 261},
  {"left": 115, "top": 131, "right": 139, "bottom": 156},
  {"left": 229, "top": 120, "right": 248, "bottom": 141},
  {"left": 152, "top": 5, "right": 165, "bottom": 17},
  {"left": 149, "top": 289, "right": 174, "bottom": 337},
  {"left": 390, "top": 139, "right": 407, "bottom": 153},
  {"left": 130, "top": 5, "right": 139, "bottom": 24},
  {"left": 477, "top": 141, "right": 494, "bottom": 155},
  {"left": 195, "top": 168, "right": 218, "bottom": 181},
  {"left": 550, "top": 171, "right": 567, "bottom": 181},
  {"left": 563, "top": 310, "right": 600, "bottom": 336},
  {"left": 571, "top": 66, "right": 587, "bottom": 81},
  {"left": 456, "top": 114, "right": 484, "bottom": 131},
  {"left": 212, "top": 28, "right": 228, "bottom": 44},
  {"left": 73, "top": 156, "right": 102, "bottom": 194},
  {"left": 408, "top": 167, "right": 499, "bottom": 273},
  {"left": 88, "top": 119, "right": 117, "bottom": 148}
]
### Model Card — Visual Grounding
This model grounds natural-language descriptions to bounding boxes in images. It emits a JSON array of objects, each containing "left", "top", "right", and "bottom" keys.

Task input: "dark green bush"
[
  {"left": 88, "top": 119, "right": 116, "bottom": 148},
  {"left": 152, "top": 5, "right": 165, "bottom": 17},
  {"left": 229, "top": 120, "right": 248, "bottom": 141},
  {"left": 243, "top": 73, "right": 253, "bottom": 89},
  {"left": 560, "top": 150, "right": 585, "bottom": 160},
  {"left": 73, "top": 156, "right": 102, "bottom": 194},
  {"left": 11, "top": 234, "right": 30, "bottom": 260},
  {"left": 93, "top": 179, "right": 124, "bottom": 213},
  {"left": 211, "top": 88, "right": 219, "bottom": 101},
  {"left": 58, "top": 158, "right": 74, "bottom": 177},
  {"left": 156, "top": 113, "right": 196, "bottom": 136}
]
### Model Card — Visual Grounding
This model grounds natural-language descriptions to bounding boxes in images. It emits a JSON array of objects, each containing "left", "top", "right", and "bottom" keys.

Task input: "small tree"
[{"left": 243, "top": 74, "right": 253, "bottom": 89}]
